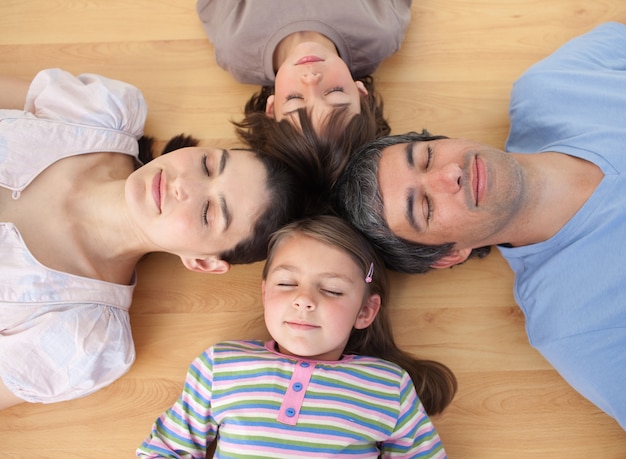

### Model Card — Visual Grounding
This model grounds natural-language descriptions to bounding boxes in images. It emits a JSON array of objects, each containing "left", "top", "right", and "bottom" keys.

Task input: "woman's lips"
[
  {"left": 295, "top": 55, "right": 324, "bottom": 65},
  {"left": 152, "top": 171, "right": 162, "bottom": 213}
]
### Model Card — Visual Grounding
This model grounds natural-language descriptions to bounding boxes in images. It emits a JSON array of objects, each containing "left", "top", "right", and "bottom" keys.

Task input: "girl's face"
[
  {"left": 266, "top": 42, "right": 368, "bottom": 131},
  {"left": 125, "top": 147, "right": 269, "bottom": 273},
  {"left": 262, "top": 232, "right": 380, "bottom": 361}
]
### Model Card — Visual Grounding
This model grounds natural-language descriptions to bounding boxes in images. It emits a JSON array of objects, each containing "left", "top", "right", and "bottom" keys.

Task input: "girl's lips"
[
  {"left": 286, "top": 321, "right": 319, "bottom": 331},
  {"left": 151, "top": 171, "right": 162, "bottom": 213},
  {"left": 295, "top": 55, "right": 324, "bottom": 65}
]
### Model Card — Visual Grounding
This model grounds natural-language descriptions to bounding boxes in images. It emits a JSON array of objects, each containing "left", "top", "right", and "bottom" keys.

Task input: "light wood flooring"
[{"left": 1, "top": 1, "right": 626, "bottom": 457}]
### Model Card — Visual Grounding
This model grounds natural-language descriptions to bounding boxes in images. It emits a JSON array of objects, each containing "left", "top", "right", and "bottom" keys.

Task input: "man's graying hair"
[{"left": 332, "top": 130, "right": 491, "bottom": 274}]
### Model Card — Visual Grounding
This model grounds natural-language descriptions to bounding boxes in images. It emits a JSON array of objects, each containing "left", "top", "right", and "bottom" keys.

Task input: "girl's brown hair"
[{"left": 262, "top": 215, "right": 457, "bottom": 415}]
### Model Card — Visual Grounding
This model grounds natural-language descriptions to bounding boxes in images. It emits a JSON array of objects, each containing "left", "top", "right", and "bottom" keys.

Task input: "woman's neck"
[
  {"left": 272, "top": 31, "right": 338, "bottom": 71},
  {"left": 71, "top": 177, "right": 147, "bottom": 284}
]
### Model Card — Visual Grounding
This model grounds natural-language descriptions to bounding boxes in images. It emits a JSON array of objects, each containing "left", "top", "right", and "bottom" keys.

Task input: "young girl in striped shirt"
[{"left": 137, "top": 215, "right": 456, "bottom": 458}]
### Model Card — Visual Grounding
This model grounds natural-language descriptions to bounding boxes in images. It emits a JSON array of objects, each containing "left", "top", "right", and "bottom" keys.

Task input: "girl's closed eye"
[
  {"left": 286, "top": 93, "right": 303, "bottom": 101},
  {"left": 321, "top": 287, "right": 343, "bottom": 296},
  {"left": 277, "top": 280, "right": 297, "bottom": 288}
]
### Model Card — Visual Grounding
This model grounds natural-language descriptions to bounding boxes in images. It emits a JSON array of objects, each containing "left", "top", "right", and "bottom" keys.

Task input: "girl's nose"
[{"left": 292, "top": 291, "right": 316, "bottom": 311}]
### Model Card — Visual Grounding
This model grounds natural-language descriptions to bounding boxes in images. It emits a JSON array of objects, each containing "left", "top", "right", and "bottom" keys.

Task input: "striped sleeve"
[
  {"left": 136, "top": 348, "right": 218, "bottom": 459},
  {"left": 381, "top": 372, "right": 447, "bottom": 458}
]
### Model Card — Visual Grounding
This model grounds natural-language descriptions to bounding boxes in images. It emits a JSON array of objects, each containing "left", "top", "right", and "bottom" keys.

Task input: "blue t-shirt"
[{"left": 501, "top": 22, "right": 626, "bottom": 429}]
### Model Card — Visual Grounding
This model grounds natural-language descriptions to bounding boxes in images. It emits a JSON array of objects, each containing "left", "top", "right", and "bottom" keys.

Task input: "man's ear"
[
  {"left": 430, "top": 248, "right": 472, "bottom": 269},
  {"left": 354, "top": 294, "right": 381, "bottom": 330},
  {"left": 180, "top": 256, "right": 230, "bottom": 274},
  {"left": 355, "top": 80, "right": 368, "bottom": 97},
  {"left": 264, "top": 95, "right": 275, "bottom": 118}
]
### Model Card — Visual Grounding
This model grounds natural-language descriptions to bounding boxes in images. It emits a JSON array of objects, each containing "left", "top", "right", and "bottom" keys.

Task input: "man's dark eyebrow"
[
  {"left": 218, "top": 149, "right": 232, "bottom": 231},
  {"left": 405, "top": 142, "right": 415, "bottom": 168},
  {"left": 405, "top": 190, "right": 422, "bottom": 233},
  {"left": 404, "top": 142, "right": 422, "bottom": 232}
]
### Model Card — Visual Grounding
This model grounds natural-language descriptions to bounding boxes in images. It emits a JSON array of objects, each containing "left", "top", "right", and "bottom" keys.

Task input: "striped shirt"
[{"left": 137, "top": 340, "right": 447, "bottom": 458}]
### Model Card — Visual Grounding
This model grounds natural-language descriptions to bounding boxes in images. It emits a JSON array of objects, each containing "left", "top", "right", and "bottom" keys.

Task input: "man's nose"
[{"left": 424, "top": 163, "right": 462, "bottom": 194}]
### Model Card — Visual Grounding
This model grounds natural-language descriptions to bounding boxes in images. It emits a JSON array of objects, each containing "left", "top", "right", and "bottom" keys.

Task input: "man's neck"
[{"left": 506, "top": 151, "right": 603, "bottom": 247}]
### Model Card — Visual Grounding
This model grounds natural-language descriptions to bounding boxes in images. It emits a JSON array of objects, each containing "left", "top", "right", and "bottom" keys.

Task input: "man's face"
[{"left": 377, "top": 138, "right": 527, "bottom": 253}]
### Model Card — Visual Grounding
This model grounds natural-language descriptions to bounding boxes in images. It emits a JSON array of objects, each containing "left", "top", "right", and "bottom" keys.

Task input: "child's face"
[
  {"left": 262, "top": 233, "right": 380, "bottom": 361},
  {"left": 266, "top": 41, "right": 367, "bottom": 132}
]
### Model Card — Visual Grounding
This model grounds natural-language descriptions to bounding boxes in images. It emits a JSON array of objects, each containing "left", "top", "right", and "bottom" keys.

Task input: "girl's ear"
[
  {"left": 180, "top": 256, "right": 230, "bottom": 274},
  {"left": 265, "top": 95, "right": 275, "bottom": 118},
  {"left": 261, "top": 280, "right": 267, "bottom": 304},
  {"left": 354, "top": 294, "right": 381, "bottom": 330},
  {"left": 355, "top": 80, "right": 368, "bottom": 97}
]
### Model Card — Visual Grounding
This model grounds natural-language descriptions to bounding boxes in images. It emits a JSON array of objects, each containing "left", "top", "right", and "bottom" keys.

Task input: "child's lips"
[
  {"left": 285, "top": 321, "right": 319, "bottom": 330},
  {"left": 295, "top": 55, "right": 324, "bottom": 65}
]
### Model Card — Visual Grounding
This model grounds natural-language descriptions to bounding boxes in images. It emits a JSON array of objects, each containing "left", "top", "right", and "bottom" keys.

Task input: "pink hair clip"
[{"left": 365, "top": 262, "right": 374, "bottom": 283}]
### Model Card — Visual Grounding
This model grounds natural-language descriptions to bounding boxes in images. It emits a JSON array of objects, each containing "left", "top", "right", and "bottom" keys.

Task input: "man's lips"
[
  {"left": 151, "top": 171, "right": 162, "bottom": 213},
  {"left": 473, "top": 156, "right": 486, "bottom": 206},
  {"left": 295, "top": 55, "right": 324, "bottom": 65}
]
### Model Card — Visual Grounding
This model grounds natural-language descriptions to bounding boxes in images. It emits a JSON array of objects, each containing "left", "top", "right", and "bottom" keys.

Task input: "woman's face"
[
  {"left": 125, "top": 147, "right": 269, "bottom": 272},
  {"left": 266, "top": 42, "right": 368, "bottom": 131}
]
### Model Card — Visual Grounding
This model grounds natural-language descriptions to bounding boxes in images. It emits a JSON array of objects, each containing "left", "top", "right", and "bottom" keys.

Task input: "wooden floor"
[{"left": 2, "top": 1, "right": 626, "bottom": 458}]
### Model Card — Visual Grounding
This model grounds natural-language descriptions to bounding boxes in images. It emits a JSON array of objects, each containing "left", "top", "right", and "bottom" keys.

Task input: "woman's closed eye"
[
  {"left": 424, "top": 145, "right": 433, "bottom": 169},
  {"left": 202, "top": 201, "right": 210, "bottom": 225},
  {"left": 201, "top": 154, "right": 211, "bottom": 176},
  {"left": 285, "top": 93, "right": 304, "bottom": 101}
]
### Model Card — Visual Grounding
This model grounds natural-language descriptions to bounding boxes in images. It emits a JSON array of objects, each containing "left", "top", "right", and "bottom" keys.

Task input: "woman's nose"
[{"left": 173, "top": 174, "right": 204, "bottom": 202}]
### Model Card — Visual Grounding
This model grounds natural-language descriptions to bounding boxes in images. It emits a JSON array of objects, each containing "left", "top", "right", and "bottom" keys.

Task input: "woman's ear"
[
  {"left": 180, "top": 256, "right": 230, "bottom": 274},
  {"left": 354, "top": 294, "right": 381, "bottom": 330},
  {"left": 355, "top": 80, "right": 368, "bottom": 97},
  {"left": 264, "top": 95, "right": 275, "bottom": 118},
  {"left": 429, "top": 248, "right": 472, "bottom": 269}
]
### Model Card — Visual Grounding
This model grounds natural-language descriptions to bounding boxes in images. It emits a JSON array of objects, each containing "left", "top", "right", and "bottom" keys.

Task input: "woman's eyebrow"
[{"left": 218, "top": 149, "right": 232, "bottom": 231}]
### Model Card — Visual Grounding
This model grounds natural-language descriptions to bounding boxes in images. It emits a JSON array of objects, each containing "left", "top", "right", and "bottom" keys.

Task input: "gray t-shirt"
[{"left": 196, "top": 0, "right": 412, "bottom": 85}]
